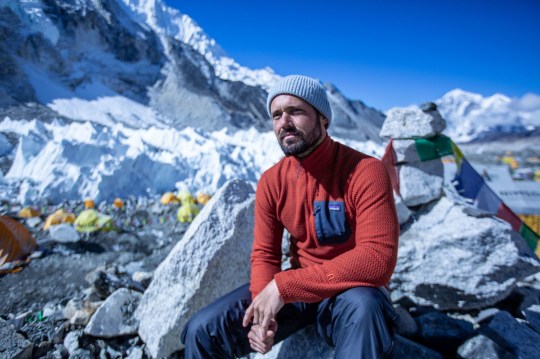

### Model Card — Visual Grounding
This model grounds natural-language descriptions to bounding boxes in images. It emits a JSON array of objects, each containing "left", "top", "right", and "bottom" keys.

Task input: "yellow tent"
[
  {"left": 177, "top": 203, "right": 199, "bottom": 223},
  {"left": 196, "top": 193, "right": 212, "bottom": 205},
  {"left": 43, "top": 209, "right": 76, "bottom": 230},
  {"left": 177, "top": 190, "right": 195, "bottom": 205},
  {"left": 0, "top": 215, "right": 36, "bottom": 268},
  {"left": 161, "top": 192, "right": 180, "bottom": 205},
  {"left": 75, "top": 209, "right": 114, "bottom": 233},
  {"left": 18, "top": 207, "right": 41, "bottom": 218}
]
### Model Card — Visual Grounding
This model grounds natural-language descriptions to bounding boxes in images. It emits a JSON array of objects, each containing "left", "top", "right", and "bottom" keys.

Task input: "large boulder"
[
  {"left": 391, "top": 197, "right": 540, "bottom": 310},
  {"left": 136, "top": 180, "right": 255, "bottom": 358}
]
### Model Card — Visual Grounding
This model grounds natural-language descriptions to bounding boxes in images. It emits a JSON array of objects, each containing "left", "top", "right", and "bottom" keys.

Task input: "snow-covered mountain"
[
  {"left": 436, "top": 89, "right": 540, "bottom": 143},
  {"left": 0, "top": 0, "right": 385, "bottom": 204}
]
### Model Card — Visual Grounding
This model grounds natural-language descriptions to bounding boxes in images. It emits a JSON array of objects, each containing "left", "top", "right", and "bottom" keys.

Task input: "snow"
[
  {"left": 0, "top": 107, "right": 382, "bottom": 205},
  {"left": 1, "top": 0, "right": 60, "bottom": 45},
  {"left": 116, "top": 0, "right": 280, "bottom": 89},
  {"left": 436, "top": 89, "right": 540, "bottom": 142}
]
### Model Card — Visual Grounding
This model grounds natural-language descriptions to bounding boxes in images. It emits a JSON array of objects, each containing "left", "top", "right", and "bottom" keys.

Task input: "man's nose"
[{"left": 277, "top": 112, "right": 293, "bottom": 127}]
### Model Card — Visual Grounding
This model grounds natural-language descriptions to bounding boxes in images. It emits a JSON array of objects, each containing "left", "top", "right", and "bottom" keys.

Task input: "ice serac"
[
  {"left": 135, "top": 179, "right": 255, "bottom": 358},
  {"left": 391, "top": 197, "right": 540, "bottom": 310}
]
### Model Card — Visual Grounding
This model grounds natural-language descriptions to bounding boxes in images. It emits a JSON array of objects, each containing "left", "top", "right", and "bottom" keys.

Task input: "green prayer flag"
[
  {"left": 520, "top": 224, "right": 540, "bottom": 252},
  {"left": 415, "top": 135, "right": 454, "bottom": 162}
]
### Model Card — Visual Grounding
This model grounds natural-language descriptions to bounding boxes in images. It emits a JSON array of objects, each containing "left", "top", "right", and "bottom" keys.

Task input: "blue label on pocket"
[{"left": 313, "top": 201, "right": 351, "bottom": 245}]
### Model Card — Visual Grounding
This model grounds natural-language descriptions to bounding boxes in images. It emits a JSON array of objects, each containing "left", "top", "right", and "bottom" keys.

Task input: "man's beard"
[{"left": 278, "top": 120, "right": 323, "bottom": 157}]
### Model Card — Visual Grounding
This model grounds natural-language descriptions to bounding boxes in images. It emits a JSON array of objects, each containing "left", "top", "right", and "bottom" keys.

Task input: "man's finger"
[
  {"left": 259, "top": 315, "right": 271, "bottom": 339},
  {"left": 242, "top": 304, "right": 254, "bottom": 327}
]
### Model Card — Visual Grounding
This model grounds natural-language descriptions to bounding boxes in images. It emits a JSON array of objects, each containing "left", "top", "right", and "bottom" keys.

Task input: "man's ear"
[{"left": 321, "top": 117, "right": 329, "bottom": 129}]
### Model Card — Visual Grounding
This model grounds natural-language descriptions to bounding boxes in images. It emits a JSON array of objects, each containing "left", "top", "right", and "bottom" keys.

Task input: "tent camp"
[
  {"left": 0, "top": 215, "right": 36, "bottom": 267},
  {"left": 74, "top": 209, "right": 113, "bottom": 233},
  {"left": 43, "top": 209, "right": 76, "bottom": 230},
  {"left": 18, "top": 207, "right": 41, "bottom": 218},
  {"left": 470, "top": 163, "right": 540, "bottom": 235},
  {"left": 161, "top": 192, "right": 180, "bottom": 205}
]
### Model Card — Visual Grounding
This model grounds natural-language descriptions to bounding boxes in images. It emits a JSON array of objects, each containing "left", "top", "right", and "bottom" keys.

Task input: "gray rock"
[
  {"left": 393, "top": 334, "right": 443, "bottom": 359},
  {"left": 0, "top": 319, "right": 33, "bottom": 359},
  {"left": 63, "top": 330, "right": 82, "bottom": 355},
  {"left": 251, "top": 325, "right": 333, "bottom": 359},
  {"left": 63, "top": 298, "right": 102, "bottom": 326},
  {"left": 49, "top": 223, "right": 80, "bottom": 243},
  {"left": 86, "top": 268, "right": 145, "bottom": 299},
  {"left": 131, "top": 271, "right": 153, "bottom": 289},
  {"left": 84, "top": 288, "right": 142, "bottom": 338},
  {"left": 398, "top": 160, "right": 444, "bottom": 207},
  {"left": 392, "top": 139, "right": 422, "bottom": 163},
  {"left": 136, "top": 180, "right": 255, "bottom": 358},
  {"left": 458, "top": 334, "right": 517, "bottom": 359},
  {"left": 380, "top": 107, "right": 446, "bottom": 139},
  {"left": 69, "top": 348, "right": 93, "bottom": 359},
  {"left": 481, "top": 311, "right": 540, "bottom": 358},
  {"left": 394, "top": 192, "right": 412, "bottom": 224},
  {"left": 126, "top": 346, "right": 144, "bottom": 359},
  {"left": 522, "top": 304, "right": 540, "bottom": 335},
  {"left": 391, "top": 197, "right": 540, "bottom": 310},
  {"left": 476, "top": 308, "right": 500, "bottom": 324},
  {"left": 415, "top": 311, "right": 474, "bottom": 354},
  {"left": 395, "top": 307, "right": 418, "bottom": 337},
  {"left": 25, "top": 216, "right": 42, "bottom": 228}
]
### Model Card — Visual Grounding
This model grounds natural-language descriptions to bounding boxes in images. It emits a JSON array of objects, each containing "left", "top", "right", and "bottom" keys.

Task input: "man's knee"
[{"left": 336, "top": 287, "right": 388, "bottom": 319}]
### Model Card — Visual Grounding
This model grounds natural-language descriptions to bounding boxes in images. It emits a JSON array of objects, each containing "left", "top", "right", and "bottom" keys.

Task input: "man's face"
[{"left": 270, "top": 95, "right": 327, "bottom": 158}]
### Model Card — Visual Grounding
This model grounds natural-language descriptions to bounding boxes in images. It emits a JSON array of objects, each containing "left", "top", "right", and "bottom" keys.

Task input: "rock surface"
[
  {"left": 136, "top": 179, "right": 255, "bottom": 358},
  {"left": 380, "top": 106, "right": 446, "bottom": 139},
  {"left": 0, "top": 319, "right": 33, "bottom": 359},
  {"left": 398, "top": 160, "right": 444, "bottom": 207},
  {"left": 391, "top": 197, "right": 540, "bottom": 310}
]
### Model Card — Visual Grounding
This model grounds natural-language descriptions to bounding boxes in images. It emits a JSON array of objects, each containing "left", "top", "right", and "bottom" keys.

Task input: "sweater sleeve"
[
  {"left": 274, "top": 159, "right": 399, "bottom": 303},
  {"left": 249, "top": 173, "right": 284, "bottom": 299}
]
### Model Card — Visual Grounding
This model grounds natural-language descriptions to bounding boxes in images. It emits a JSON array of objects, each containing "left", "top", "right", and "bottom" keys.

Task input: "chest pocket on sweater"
[{"left": 313, "top": 201, "right": 351, "bottom": 245}]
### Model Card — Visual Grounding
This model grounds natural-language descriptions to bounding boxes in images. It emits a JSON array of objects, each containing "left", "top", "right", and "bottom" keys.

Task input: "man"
[{"left": 182, "top": 75, "right": 399, "bottom": 358}]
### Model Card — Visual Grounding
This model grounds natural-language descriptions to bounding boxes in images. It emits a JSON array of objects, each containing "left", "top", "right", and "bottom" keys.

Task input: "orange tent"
[
  {"left": 84, "top": 199, "right": 95, "bottom": 209},
  {"left": 113, "top": 198, "right": 124, "bottom": 209},
  {"left": 0, "top": 215, "right": 37, "bottom": 267}
]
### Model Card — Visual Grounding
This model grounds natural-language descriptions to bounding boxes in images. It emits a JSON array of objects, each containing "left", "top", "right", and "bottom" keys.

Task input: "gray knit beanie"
[{"left": 266, "top": 75, "right": 332, "bottom": 126}]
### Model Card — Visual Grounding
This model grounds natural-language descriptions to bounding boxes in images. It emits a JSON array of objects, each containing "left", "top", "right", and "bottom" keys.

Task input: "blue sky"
[{"left": 166, "top": 1, "right": 540, "bottom": 111}]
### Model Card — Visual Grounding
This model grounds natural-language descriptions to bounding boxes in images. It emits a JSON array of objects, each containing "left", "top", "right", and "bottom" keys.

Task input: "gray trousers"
[{"left": 181, "top": 283, "right": 398, "bottom": 358}]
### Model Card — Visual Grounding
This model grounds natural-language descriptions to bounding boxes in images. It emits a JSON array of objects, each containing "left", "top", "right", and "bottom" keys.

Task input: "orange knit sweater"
[{"left": 250, "top": 136, "right": 399, "bottom": 303}]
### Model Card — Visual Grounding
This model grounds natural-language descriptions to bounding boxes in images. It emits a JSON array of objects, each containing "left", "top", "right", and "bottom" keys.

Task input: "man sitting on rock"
[{"left": 181, "top": 75, "right": 400, "bottom": 358}]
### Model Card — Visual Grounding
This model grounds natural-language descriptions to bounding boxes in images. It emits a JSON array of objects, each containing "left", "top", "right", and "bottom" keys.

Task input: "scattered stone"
[
  {"left": 49, "top": 223, "right": 80, "bottom": 243},
  {"left": 63, "top": 298, "right": 102, "bottom": 325},
  {"left": 126, "top": 346, "right": 144, "bottom": 359},
  {"left": 69, "top": 348, "right": 93, "bottom": 358},
  {"left": 475, "top": 308, "right": 500, "bottom": 325},
  {"left": 395, "top": 307, "right": 418, "bottom": 337},
  {"left": 415, "top": 311, "right": 474, "bottom": 355},
  {"left": 85, "top": 288, "right": 142, "bottom": 338},
  {"left": 393, "top": 334, "right": 443, "bottom": 359},
  {"left": 63, "top": 330, "right": 83, "bottom": 355},
  {"left": 136, "top": 180, "right": 255, "bottom": 358},
  {"left": 86, "top": 268, "right": 145, "bottom": 299},
  {"left": 26, "top": 216, "right": 42, "bottom": 228},
  {"left": 252, "top": 325, "right": 333, "bottom": 359},
  {"left": 132, "top": 271, "right": 153, "bottom": 288},
  {"left": 522, "top": 304, "right": 540, "bottom": 334},
  {"left": 458, "top": 334, "right": 517, "bottom": 359},
  {"left": 0, "top": 319, "right": 33, "bottom": 359},
  {"left": 481, "top": 310, "right": 540, "bottom": 358}
]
